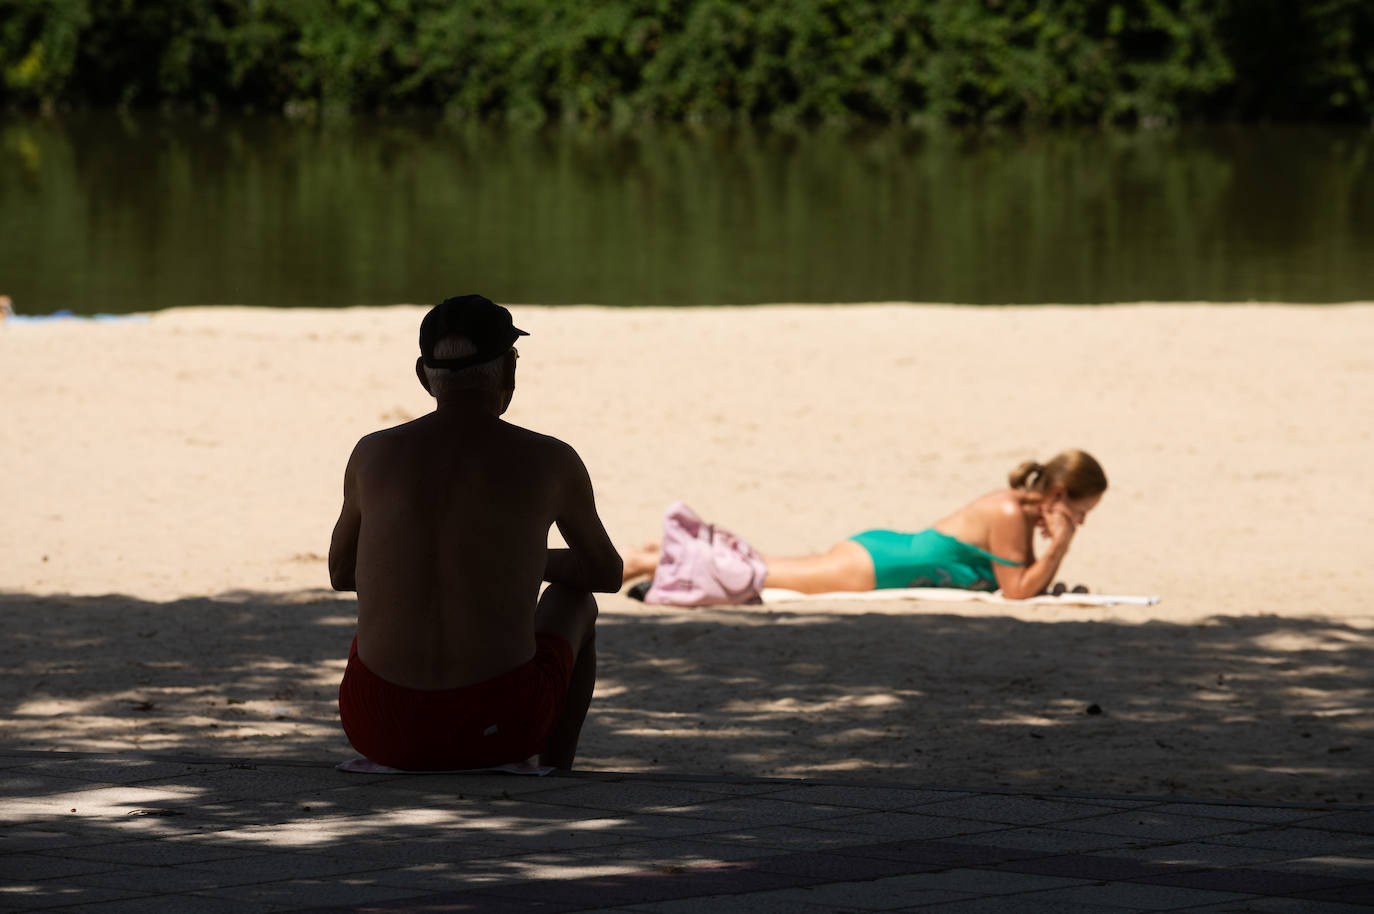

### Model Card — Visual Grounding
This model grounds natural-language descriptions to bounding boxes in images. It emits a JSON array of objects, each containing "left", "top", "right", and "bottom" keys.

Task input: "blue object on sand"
[{"left": 6, "top": 310, "right": 148, "bottom": 324}]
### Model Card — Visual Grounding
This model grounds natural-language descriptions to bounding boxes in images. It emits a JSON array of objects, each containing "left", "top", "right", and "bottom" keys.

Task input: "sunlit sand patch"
[
  {"left": 975, "top": 714, "right": 1061, "bottom": 727},
  {"left": 611, "top": 727, "right": 774, "bottom": 740},
  {"left": 1253, "top": 629, "right": 1372, "bottom": 651},
  {"left": 772, "top": 758, "right": 878, "bottom": 775},
  {"left": 3, "top": 784, "right": 203, "bottom": 820},
  {"left": 11, "top": 698, "right": 104, "bottom": 717},
  {"left": 724, "top": 692, "right": 906, "bottom": 715},
  {"left": 814, "top": 727, "right": 904, "bottom": 746}
]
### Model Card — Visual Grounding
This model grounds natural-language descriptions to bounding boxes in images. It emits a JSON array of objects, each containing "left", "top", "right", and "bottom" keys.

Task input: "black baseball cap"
[{"left": 419, "top": 294, "right": 528, "bottom": 370}]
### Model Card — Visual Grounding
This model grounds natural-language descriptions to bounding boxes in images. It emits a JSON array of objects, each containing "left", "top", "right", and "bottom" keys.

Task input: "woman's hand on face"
[{"left": 1042, "top": 502, "right": 1079, "bottom": 545}]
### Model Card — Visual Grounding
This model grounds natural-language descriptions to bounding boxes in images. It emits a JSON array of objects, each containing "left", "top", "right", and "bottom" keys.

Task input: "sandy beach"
[{"left": 2, "top": 302, "right": 1371, "bottom": 803}]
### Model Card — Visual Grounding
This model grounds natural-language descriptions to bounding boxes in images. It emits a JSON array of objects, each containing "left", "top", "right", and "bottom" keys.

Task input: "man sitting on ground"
[{"left": 329, "top": 294, "right": 622, "bottom": 770}]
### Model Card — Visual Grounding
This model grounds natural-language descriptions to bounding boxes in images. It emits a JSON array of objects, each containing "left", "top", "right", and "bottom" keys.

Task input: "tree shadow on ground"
[{"left": 1, "top": 591, "right": 1369, "bottom": 804}]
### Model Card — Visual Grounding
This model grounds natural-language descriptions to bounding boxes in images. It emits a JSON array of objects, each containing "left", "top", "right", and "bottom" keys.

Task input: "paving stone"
[
  {"left": 0, "top": 755, "right": 43, "bottom": 770},
  {"left": 1304, "top": 811, "right": 1374, "bottom": 836},
  {"left": 640, "top": 884, "right": 973, "bottom": 912},
  {"left": 761, "top": 784, "right": 974, "bottom": 811},
  {"left": 991, "top": 852, "right": 1185, "bottom": 882},
  {"left": 141, "top": 766, "right": 334, "bottom": 803},
  {"left": 1009, "top": 880, "right": 1254, "bottom": 910},
  {"left": 663, "top": 796, "right": 860, "bottom": 828},
  {"left": 514, "top": 782, "right": 733, "bottom": 814},
  {"left": 1146, "top": 803, "right": 1333, "bottom": 825},
  {"left": 913, "top": 795, "right": 1125, "bottom": 827},
  {"left": 896, "top": 896, "right": 1135, "bottom": 913},
  {"left": 624, "top": 891, "right": 852, "bottom": 913},
  {"left": 311, "top": 833, "right": 544, "bottom": 865},
  {"left": 298, "top": 891, "right": 577, "bottom": 913},
  {"left": 558, "top": 837, "right": 793, "bottom": 868},
  {"left": 1294, "top": 882, "right": 1374, "bottom": 906},
  {"left": 1178, "top": 897, "right": 1374, "bottom": 913},
  {"left": 0, "top": 827, "right": 121, "bottom": 853},
  {"left": 835, "top": 868, "right": 1088, "bottom": 896},
  {"left": 798, "top": 810, "right": 1006, "bottom": 841},
  {"left": 1139, "top": 866, "right": 1368, "bottom": 898},
  {"left": 1263, "top": 855, "right": 1374, "bottom": 878},
  {"left": 482, "top": 811, "right": 742, "bottom": 845},
  {"left": 176, "top": 850, "right": 389, "bottom": 884},
  {"left": 1059, "top": 810, "right": 1248, "bottom": 841},
  {"left": 192, "top": 875, "right": 426, "bottom": 908},
  {"left": 633, "top": 778, "right": 791, "bottom": 798},
  {"left": 5, "top": 753, "right": 1372, "bottom": 914},
  {"left": 355, "top": 856, "right": 542, "bottom": 891},
  {"left": 1214, "top": 828, "right": 1374, "bottom": 855},
  {"left": 0, "top": 853, "right": 123, "bottom": 881},
  {"left": 47, "top": 892, "right": 281, "bottom": 913},
  {"left": 365, "top": 857, "right": 635, "bottom": 893},
  {"left": 833, "top": 838, "right": 1046, "bottom": 868},
  {"left": 953, "top": 825, "right": 1141, "bottom": 855},
  {"left": 476, "top": 862, "right": 803, "bottom": 908},
  {"left": 1107, "top": 841, "right": 1303, "bottom": 868},
  {"left": 708, "top": 824, "right": 884, "bottom": 851},
  {"left": 35, "top": 758, "right": 230, "bottom": 786},
  {"left": 42, "top": 837, "right": 261, "bottom": 867},
  {"left": 0, "top": 882, "right": 150, "bottom": 910},
  {"left": 74, "top": 863, "right": 289, "bottom": 895},
  {"left": 0, "top": 772, "right": 107, "bottom": 799},
  {"left": 329, "top": 771, "right": 576, "bottom": 799},
  {"left": 743, "top": 848, "right": 939, "bottom": 881}
]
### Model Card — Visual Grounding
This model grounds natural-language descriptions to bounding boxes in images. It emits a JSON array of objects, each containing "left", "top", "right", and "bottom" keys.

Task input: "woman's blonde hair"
[{"left": 1009, "top": 449, "right": 1107, "bottom": 500}]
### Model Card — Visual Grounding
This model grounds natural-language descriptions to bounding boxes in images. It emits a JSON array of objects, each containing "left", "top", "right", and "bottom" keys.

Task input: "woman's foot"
[{"left": 619, "top": 541, "right": 661, "bottom": 584}]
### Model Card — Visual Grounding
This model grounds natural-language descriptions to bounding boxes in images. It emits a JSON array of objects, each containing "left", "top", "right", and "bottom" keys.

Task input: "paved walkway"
[{"left": 2, "top": 750, "right": 1372, "bottom": 913}]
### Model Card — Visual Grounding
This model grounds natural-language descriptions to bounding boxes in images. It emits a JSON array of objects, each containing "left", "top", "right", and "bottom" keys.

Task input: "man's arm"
[
  {"left": 328, "top": 444, "right": 363, "bottom": 592},
  {"left": 545, "top": 443, "right": 622, "bottom": 593}
]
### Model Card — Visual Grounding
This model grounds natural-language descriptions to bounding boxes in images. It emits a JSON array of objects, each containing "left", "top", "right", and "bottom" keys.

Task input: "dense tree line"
[{"left": 2, "top": 0, "right": 1371, "bottom": 125}]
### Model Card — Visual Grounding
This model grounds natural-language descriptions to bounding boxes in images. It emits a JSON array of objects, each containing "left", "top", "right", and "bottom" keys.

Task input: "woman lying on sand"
[{"left": 621, "top": 449, "right": 1107, "bottom": 600}]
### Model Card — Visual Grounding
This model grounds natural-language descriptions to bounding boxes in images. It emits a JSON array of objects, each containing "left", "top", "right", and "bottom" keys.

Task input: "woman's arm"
[{"left": 991, "top": 503, "right": 1078, "bottom": 599}]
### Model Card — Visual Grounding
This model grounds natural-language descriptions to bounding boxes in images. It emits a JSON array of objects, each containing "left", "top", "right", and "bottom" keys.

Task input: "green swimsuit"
[{"left": 849, "top": 528, "right": 1025, "bottom": 592}]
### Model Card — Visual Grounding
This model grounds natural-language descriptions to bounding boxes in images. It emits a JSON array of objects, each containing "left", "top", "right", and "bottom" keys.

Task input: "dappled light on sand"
[
  {"left": 2, "top": 304, "right": 1372, "bottom": 814},
  {"left": 4, "top": 591, "right": 1368, "bottom": 804}
]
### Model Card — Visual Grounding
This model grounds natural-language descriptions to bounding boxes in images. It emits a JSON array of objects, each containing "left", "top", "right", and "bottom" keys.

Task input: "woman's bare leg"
[
  {"left": 761, "top": 540, "right": 876, "bottom": 593},
  {"left": 620, "top": 541, "right": 660, "bottom": 584},
  {"left": 622, "top": 538, "right": 876, "bottom": 594}
]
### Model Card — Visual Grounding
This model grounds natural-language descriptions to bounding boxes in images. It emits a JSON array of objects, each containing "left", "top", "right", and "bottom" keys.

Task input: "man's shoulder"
[
  {"left": 497, "top": 420, "right": 581, "bottom": 462},
  {"left": 352, "top": 420, "right": 418, "bottom": 451}
]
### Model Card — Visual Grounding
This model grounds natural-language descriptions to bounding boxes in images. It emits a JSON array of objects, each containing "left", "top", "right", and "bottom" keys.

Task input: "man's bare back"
[{"left": 328, "top": 295, "right": 620, "bottom": 769}]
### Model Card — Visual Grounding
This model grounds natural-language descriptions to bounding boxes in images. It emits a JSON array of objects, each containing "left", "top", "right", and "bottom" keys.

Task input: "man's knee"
[{"left": 541, "top": 583, "right": 597, "bottom": 615}]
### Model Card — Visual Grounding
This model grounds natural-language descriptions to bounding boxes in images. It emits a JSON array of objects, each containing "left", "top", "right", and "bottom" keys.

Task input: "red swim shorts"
[{"left": 338, "top": 634, "right": 575, "bottom": 771}]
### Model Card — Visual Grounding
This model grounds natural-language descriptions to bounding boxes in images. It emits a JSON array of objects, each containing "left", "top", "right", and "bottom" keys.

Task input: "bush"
[{"left": 1, "top": 0, "right": 1370, "bottom": 124}]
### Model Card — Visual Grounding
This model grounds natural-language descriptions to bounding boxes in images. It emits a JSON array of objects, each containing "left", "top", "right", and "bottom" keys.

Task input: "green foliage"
[{"left": 1, "top": 0, "right": 1371, "bottom": 123}]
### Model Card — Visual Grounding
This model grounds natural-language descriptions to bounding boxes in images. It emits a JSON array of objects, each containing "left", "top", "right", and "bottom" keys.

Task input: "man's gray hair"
[{"left": 423, "top": 335, "right": 506, "bottom": 396}]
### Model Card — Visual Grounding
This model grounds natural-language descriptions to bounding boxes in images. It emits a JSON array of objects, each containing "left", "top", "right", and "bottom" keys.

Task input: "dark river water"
[{"left": 1, "top": 114, "right": 1371, "bottom": 314}]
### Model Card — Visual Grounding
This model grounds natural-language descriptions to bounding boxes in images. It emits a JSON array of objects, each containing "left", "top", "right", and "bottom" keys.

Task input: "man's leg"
[{"left": 534, "top": 583, "right": 598, "bottom": 769}]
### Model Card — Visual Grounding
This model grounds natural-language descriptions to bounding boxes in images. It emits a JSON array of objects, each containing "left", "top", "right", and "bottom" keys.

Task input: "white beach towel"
[
  {"left": 760, "top": 587, "right": 1159, "bottom": 607},
  {"left": 336, "top": 757, "right": 554, "bottom": 775}
]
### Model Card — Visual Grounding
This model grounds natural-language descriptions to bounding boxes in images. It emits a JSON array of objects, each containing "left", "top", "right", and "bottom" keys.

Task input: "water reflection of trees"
[{"left": 1, "top": 118, "right": 1372, "bottom": 312}]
